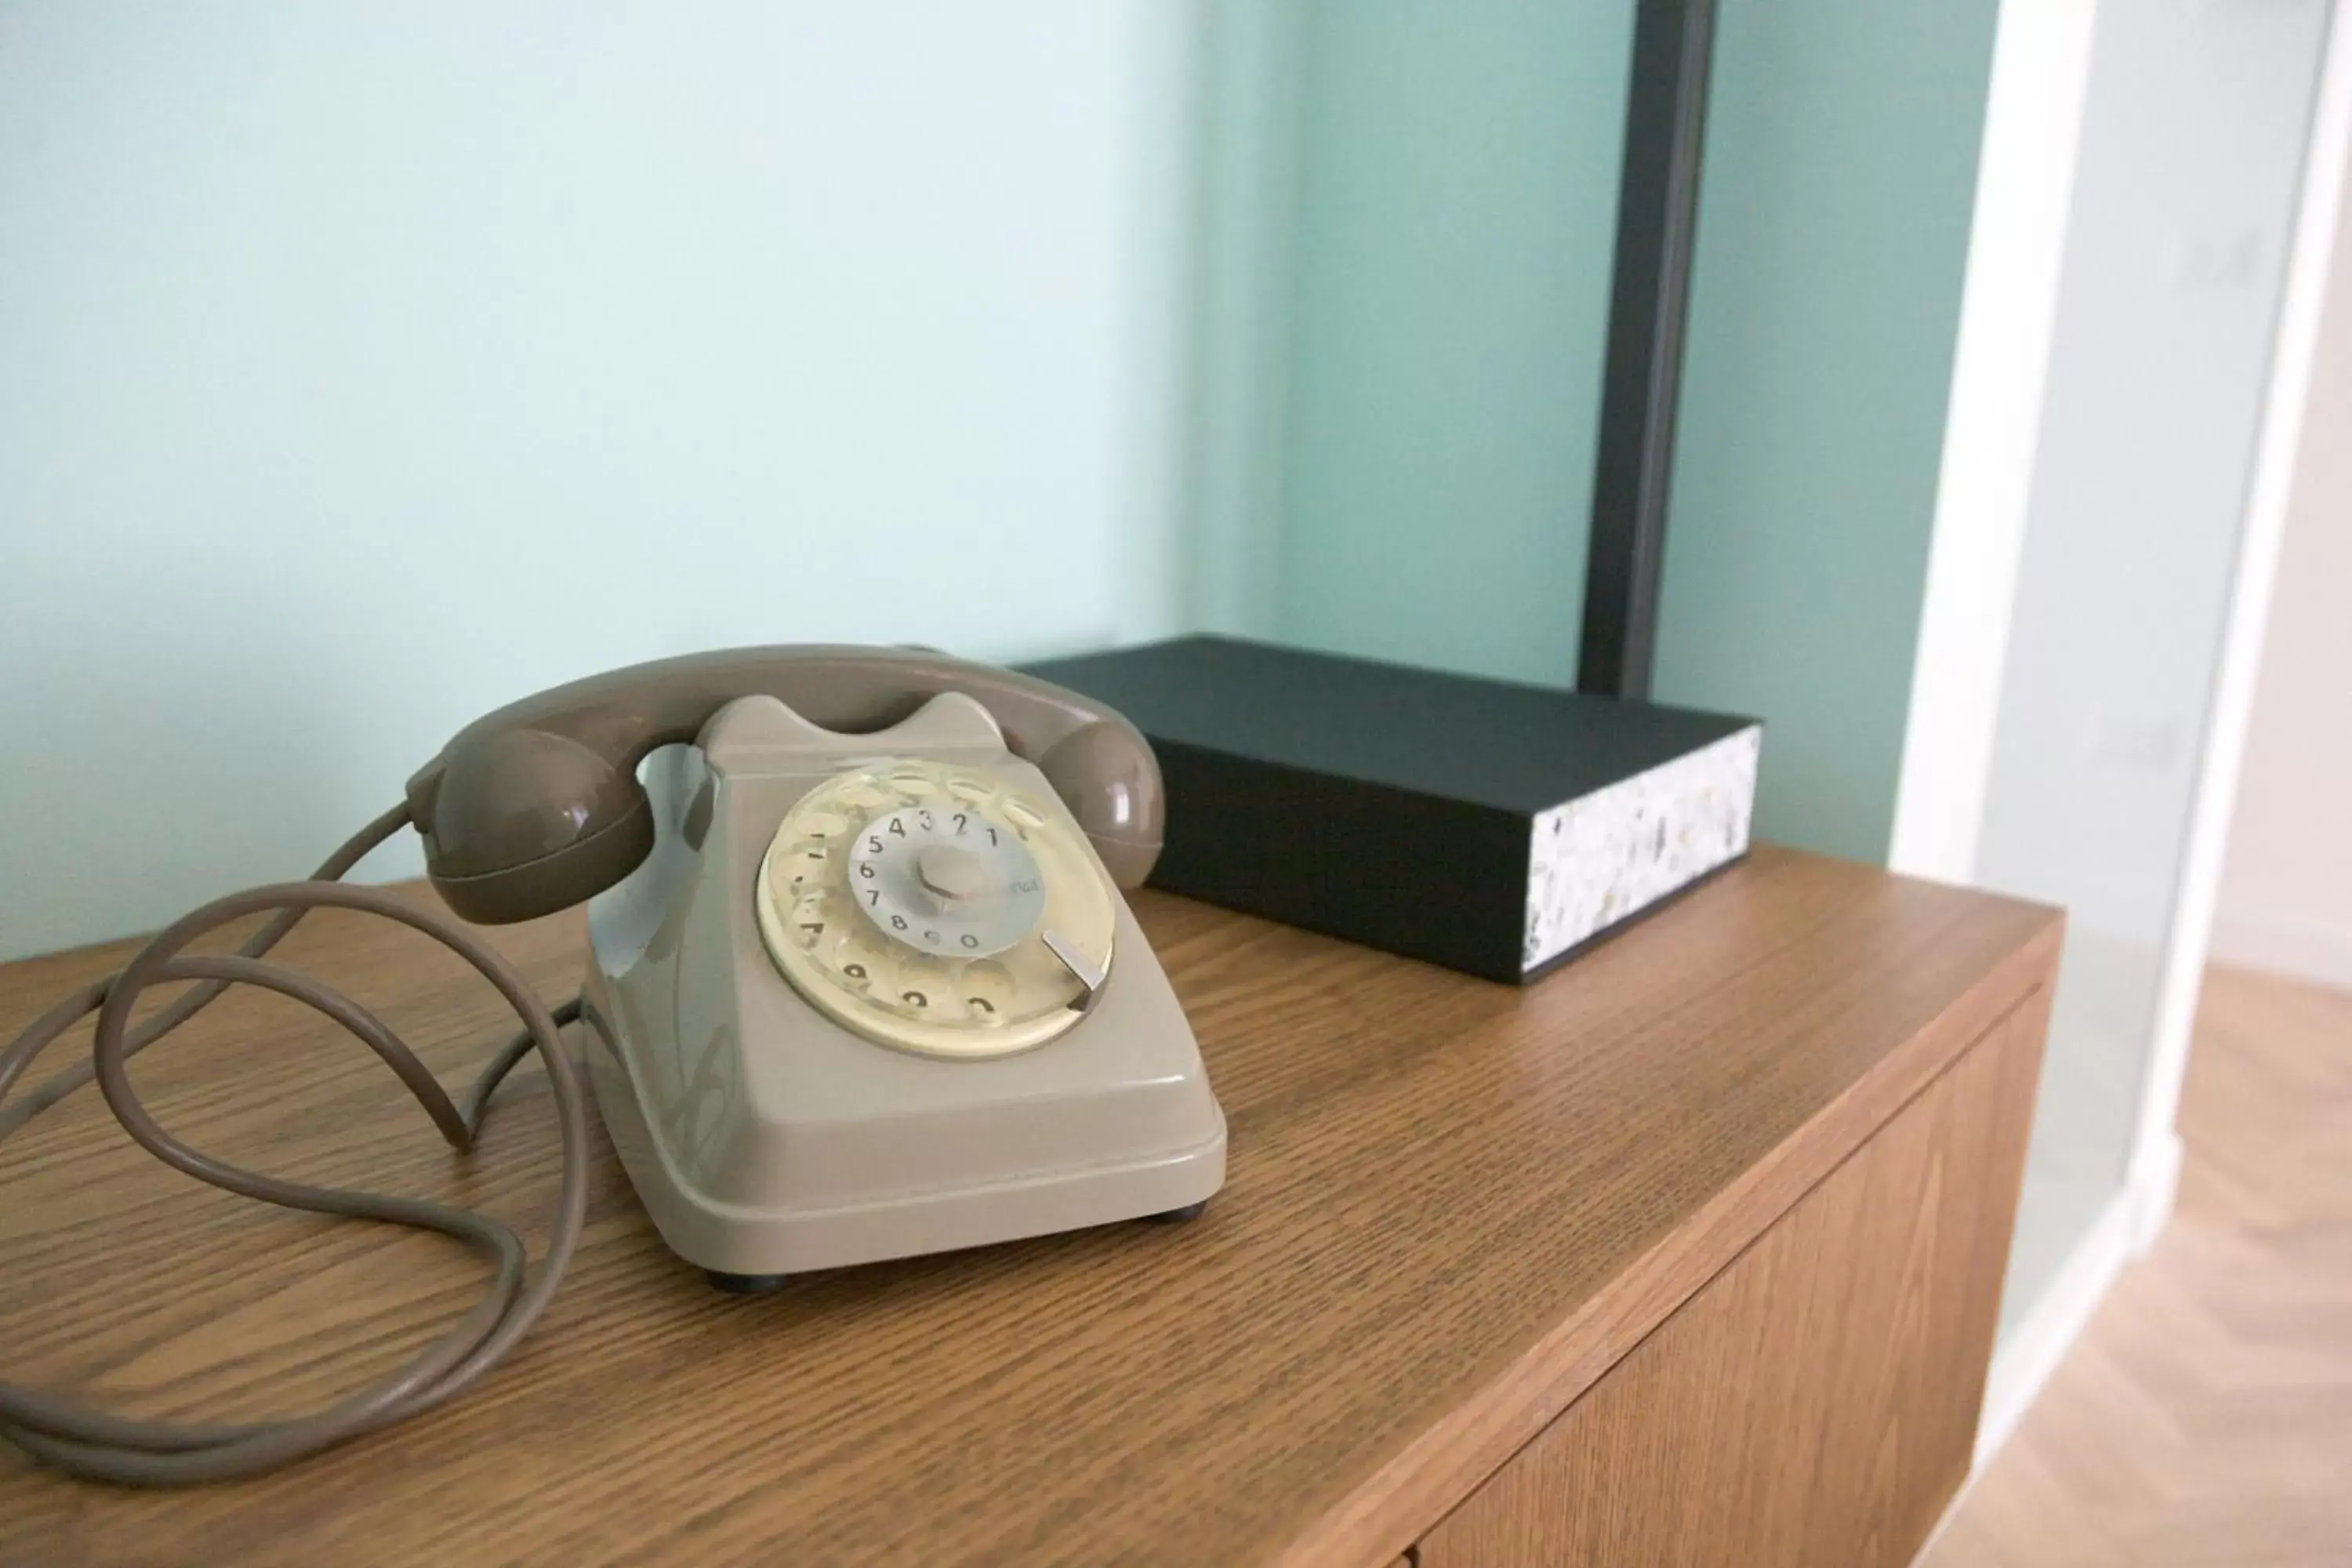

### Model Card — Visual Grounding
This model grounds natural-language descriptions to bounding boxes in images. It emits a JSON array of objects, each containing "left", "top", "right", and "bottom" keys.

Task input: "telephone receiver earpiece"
[{"left": 405, "top": 646, "right": 1163, "bottom": 924}]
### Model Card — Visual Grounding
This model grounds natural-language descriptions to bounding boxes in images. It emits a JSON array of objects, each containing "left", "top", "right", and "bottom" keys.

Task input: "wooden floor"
[{"left": 1923, "top": 964, "right": 2352, "bottom": 1567}]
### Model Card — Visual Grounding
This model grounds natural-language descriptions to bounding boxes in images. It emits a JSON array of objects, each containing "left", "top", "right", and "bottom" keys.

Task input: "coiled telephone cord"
[{"left": 0, "top": 804, "right": 590, "bottom": 1484}]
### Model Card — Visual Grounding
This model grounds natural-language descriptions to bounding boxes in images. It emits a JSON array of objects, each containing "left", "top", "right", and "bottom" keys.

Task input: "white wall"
[
  {"left": 1889, "top": 0, "right": 2097, "bottom": 886},
  {"left": 0, "top": 2, "right": 1196, "bottom": 960},
  {"left": 2215, "top": 165, "right": 2352, "bottom": 993},
  {"left": 1962, "top": 0, "right": 2332, "bottom": 1342}
]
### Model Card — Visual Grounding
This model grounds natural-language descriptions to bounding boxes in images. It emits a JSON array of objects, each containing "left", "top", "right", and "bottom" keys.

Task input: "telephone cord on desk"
[{"left": 0, "top": 804, "right": 590, "bottom": 1484}]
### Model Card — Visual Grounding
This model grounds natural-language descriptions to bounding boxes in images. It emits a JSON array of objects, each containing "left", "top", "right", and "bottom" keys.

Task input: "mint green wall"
[
  {"left": 1218, "top": 2, "right": 2000, "bottom": 867},
  {"left": 0, "top": 0, "right": 2008, "bottom": 961},
  {"left": 1652, "top": 5, "right": 2000, "bottom": 863},
  {"left": 0, "top": 2, "right": 1196, "bottom": 960},
  {"left": 1265, "top": 2, "right": 1633, "bottom": 688}
]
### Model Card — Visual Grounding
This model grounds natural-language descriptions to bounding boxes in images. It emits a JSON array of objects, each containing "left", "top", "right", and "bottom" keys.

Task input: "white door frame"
[
  {"left": 1888, "top": 0, "right": 2101, "bottom": 888},
  {"left": 2129, "top": 0, "right": 2352, "bottom": 1225}
]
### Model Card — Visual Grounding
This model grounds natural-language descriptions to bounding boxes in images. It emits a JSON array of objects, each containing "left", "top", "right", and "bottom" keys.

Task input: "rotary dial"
[{"left": 754, "top": 759, "right": 1117, "bottom": 1058}]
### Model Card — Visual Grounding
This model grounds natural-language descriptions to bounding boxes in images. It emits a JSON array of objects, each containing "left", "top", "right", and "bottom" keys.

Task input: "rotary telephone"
[{"left": 0, "top": 647, "right": 1225, "bottom": 1484}]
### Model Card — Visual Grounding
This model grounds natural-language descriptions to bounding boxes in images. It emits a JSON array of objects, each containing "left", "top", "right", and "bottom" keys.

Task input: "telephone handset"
[
  {"left": 406, "top": 644, "right": 1169, "bottom": 921},
  {"left": 0, "top": 647, "right": 1225, "bottom": 1485}
]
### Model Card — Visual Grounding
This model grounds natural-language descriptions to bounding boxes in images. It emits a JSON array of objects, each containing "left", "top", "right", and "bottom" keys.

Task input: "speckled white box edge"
[{"left": 1521, "top": 726, "right": 1761, "bottom": 972}]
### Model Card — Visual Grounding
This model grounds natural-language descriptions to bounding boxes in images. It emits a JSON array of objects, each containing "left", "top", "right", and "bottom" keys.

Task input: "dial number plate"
[
  {"left": 846, "top": 804, "right": 1045, "bottom": 958},
  {"left": 754, "top": 759, "right": 1116, "bottom": 1058}
]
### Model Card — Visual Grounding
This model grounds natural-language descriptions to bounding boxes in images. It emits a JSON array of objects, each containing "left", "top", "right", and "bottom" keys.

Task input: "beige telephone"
[
  {"left": 434, "top": 648, "right": 1232, "bottom": 1289},
  {"left": 0, "top": 647, "right": 1224, "bottom": 1482}
]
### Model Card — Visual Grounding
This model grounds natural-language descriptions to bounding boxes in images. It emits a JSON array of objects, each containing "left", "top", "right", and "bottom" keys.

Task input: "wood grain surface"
[
  {"left": 0, "top": 846, "right": 2056, "bottom": 1567},
  {"left": 1419, "top": 983, "right": 2049, "bottom": 1566}
]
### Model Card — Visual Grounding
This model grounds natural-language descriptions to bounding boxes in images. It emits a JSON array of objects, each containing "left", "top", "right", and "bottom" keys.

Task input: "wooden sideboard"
[{"left": 0, "top": 847, "right": 2056, "bottom": 1566}]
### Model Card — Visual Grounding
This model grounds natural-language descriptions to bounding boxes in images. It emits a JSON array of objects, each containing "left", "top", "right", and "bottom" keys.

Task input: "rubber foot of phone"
[
  {"left": 706, "top": 1270, "right": 791, "bottom": 1294},
  {"left": 1142, "top": 1201, "right": 1209, "bottom": 1224}
]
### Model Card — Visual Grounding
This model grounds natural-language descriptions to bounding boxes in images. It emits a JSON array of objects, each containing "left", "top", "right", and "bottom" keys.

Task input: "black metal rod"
[{"left": 1577, "top": 0, "right": 1719, "bottom": 700}]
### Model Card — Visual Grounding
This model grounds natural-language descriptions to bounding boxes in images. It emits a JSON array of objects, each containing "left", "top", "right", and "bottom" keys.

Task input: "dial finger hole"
[
  {"left": 892, "top": 954, "right": 953, "bottom": 1014},
  {"left": 789, "top": 892, "right": 831, "bottom": 948},
  {"left": 832, "top": 780, "right": 893, "bottom": 814},
  {"left": 962, "top": 960, "right": 1013, "bottom": 1024},
  {"left": 1002, "top": 797, "right": 1048, "bottom": 831},
  {"left": 781, "top": 840, "right": 832, "bottom": 891},
  {"left": 795, "top": 808, "right": 850, "bottom": 840},
  {"left": 836, "top": 940, "right": 894, "bottom": 998}
]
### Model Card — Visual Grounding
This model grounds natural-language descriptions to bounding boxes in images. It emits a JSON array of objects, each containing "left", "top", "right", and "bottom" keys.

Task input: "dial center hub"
[{"left": 916, "top": 844, "right": 994, "bottom": 905}]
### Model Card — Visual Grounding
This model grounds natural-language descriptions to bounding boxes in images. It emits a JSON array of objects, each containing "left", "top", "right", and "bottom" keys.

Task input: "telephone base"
[
  {"left": 706, "top": 1271, "right": 793, "bottom": 1295},
  {"left": 581, "top": 692, "right": 1229, "bottom": 1281}
]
